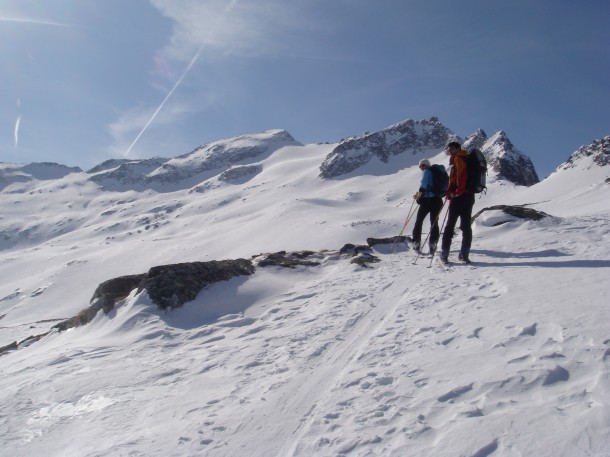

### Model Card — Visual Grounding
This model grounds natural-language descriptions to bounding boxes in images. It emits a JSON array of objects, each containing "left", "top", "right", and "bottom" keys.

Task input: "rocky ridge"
[
  {"left": 557, "top": 135, "right": 610, "bottom": 171},
  {"left": 464, "top": 130, "right": 539, "bottom": 186},
  {"left": 319, "top": 117, "right": 454, "bottom": 179},
  {"left": 319, "top": 118, "right": 541, "bottom": 187}
]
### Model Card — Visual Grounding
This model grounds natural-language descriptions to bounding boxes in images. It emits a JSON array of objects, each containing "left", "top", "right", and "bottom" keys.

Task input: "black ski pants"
[
  {"left": 412, "top": 196, "right": 444, "bottom": 246},
  {"left": 441, "top": 193, "right": 475, "bottom": 254}
]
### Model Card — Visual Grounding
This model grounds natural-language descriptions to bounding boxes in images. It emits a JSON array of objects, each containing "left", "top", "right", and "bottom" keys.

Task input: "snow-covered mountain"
[
  {"left": 463, "top": 129, "right": 539, "bottom": 186},
  {"left": 0, "top": 120, "right": 608, "bottom": 457},
  {"left": 0, "top": 162, "right": 82, "bottom": 190},
  {"left": 89, "top": 129, "right": 300, "bottom": 191},
  {"left": 317, "top": 118, "right": 539, "bottom": 188},
  {"left": 319, "top": 117, "right": 453, "bottom": 178},
  {"left": 556, "top": 135, "right": 610, "bottom": 171}
]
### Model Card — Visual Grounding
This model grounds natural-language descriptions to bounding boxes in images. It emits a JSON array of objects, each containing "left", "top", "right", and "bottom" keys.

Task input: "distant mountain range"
[{"left": 1, "top": 117, "right": 607, "bottom": 194}]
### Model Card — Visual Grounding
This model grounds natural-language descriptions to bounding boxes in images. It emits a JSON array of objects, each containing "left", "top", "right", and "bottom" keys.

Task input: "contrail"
[
  {"left": 14, "top": 116, "right": 21, "bottom": 148},
  {"left": 0, "top": 16, "right": 72, "bottom": 27},
  {"left": 124, "top": 47, "right": 203, "bottom": 158}
]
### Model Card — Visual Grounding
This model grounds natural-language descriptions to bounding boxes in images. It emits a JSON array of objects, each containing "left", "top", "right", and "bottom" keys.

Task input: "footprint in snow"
[
  {"left": 471, "top": 439, "right": 499, "bottom": 457},
  {"left": 518, "top": 323, "right": 537, "bottom": 336},
  {"left": 542, "top": 365, "right": 570, "bottom": 386}
]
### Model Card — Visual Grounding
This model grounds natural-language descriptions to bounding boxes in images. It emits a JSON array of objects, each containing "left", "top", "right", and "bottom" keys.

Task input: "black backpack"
[
  {"left": 427, "top": 164, "right": 449, "bottom": 196},
  {"left": 466, "top": 149, "right": 487, "bottom": 194}
]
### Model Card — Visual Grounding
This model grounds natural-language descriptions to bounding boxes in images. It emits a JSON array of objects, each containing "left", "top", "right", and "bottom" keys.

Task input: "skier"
[
  {"left": 440, "top": 142, "right": 475, "bottom": 263},
  {"left": 411, "top": 159, "right": 445, "bottom": 255}
]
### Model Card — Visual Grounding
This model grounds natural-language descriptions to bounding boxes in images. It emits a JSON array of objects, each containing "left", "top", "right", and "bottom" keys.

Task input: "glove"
[{"left": 413, "top": 191, "right": 422, "bottom": 200}]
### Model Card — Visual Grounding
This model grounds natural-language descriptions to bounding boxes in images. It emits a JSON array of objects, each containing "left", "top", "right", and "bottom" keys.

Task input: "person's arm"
[
  {"left": 454, "top": 156, "right": 468, "bottom": 195},
  {"left": 419, "top": 169, "right": 432, "bottom": 193}
]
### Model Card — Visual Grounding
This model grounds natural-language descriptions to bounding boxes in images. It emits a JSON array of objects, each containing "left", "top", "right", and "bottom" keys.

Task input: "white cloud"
[{"left": 148, "top": 0, "right": 321, "bottom": 62}]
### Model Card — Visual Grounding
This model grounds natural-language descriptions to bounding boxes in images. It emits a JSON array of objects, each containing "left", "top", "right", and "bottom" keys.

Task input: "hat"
[{"left": 418, "top": 159, "right": 430, "bottom": 167}]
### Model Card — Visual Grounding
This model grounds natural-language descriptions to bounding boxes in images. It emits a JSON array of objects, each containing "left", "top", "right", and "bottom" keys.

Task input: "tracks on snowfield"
[
  {"left": 197, "top": 255, "right": 435, "bottom": 457},
  {"left": 273, "top": 259, "right": 432, "bottom": 457}
]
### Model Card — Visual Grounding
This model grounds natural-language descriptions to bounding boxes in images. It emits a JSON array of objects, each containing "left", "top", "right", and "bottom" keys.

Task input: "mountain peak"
[
  {"left": 479, "top": 131, "right": 539, "bottom": 186},
  {"left": 319, "top": 117, "right": 454, "bottom": 178},
  {"left": 463, "top": 129, "right": 488, "bottom": 151},
  {"left": 556, "top": 136, "right": 610, "bottom": 171},
  {"left": 89, "top": 129, "right": 300, "bottom": 190}
]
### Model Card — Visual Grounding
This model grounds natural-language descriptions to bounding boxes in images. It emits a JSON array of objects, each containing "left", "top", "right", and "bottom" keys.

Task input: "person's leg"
[
  {"left": 458, "top": 193, "right": 476, "bottom": 258},
  {"left": 441, "top": 200, "right": 459, "bottom": 259},
  {"left": 428, "top": 197, "right": 444, "bottom": 251},
  {"left": 412, "top": 201, "right": 430, "bottom": 250}
]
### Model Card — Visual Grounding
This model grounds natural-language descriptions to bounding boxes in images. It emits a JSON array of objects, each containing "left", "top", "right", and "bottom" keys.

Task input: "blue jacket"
[{"left": 419, "top": 169, "right": 436, "bottom": 198}]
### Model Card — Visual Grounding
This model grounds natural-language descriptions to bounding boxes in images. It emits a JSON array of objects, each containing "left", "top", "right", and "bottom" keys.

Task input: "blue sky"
[{"left": 1, "top": 0, "right": 608, "bottom": 178}]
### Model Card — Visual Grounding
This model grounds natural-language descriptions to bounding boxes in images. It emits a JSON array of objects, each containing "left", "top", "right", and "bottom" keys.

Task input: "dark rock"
[
  {"left": 340, "top": 243, "right": 373, "bottom": 255},
  {"left": 366, "top": 236, "right": 407, "bottom": 247},
  {"left": 54, "top": 274, "right": 146, "bottom": 331},
  {"left": 472, "top": 205, "right": 551, "bottom": 224},
  {"left": 257, "top": 251, "right": 320, "bottom": 268},
  {"left": 218, "top": 165, "right": 262, "bottom": 183},
  {"left": 141, "top": 259, "right": 255, "bottom": 309},
  {"left": 53, "top": 260, "right": 255, "bottom": 330},
  {"left": 350, "top": 253, "right": 381, "bottom": 268}
]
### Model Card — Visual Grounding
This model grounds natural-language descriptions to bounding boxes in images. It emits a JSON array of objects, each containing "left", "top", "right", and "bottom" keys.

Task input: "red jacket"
[{"left": 448, "top": 149, "right": 470, "bottom": 196}]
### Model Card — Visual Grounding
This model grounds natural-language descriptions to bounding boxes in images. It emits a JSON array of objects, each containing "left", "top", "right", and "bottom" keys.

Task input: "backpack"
[
  {"left": 427, "top": 164, "right": 449, "bottom": 196},
  {"left": 466, "top": 149, "right": 487, "bottom": 193}
]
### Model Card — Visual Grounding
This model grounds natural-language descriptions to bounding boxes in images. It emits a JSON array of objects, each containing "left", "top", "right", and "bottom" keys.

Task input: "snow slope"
[{"left": 0, "top": 132, "right": 609, "bottom": 456}]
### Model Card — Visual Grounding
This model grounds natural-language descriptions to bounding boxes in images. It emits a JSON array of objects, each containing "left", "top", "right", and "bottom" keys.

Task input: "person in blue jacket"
[{"left": 411, "top": 159, "right": 444, "bottom": 254}]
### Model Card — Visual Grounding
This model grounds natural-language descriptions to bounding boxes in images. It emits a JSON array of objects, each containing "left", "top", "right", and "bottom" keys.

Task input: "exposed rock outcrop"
[
  {"left": 54, "top": 274, "right": 147, "bottom": 331},
  {"left": 140, "top": 260, "right": 256, "bottom": 309},
  {"left": 52, "top": 260, "right": 255, "bottom": 332},
  {"left": 472, "top": 205, "right": 551, "bottom": 225},
  {"left": 255, "top": 251, "right": 320, "bottom": 268}
]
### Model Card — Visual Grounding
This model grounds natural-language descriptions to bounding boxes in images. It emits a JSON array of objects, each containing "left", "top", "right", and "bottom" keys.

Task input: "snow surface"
[{"left": 0, "top": 137, "right": 609, "bottom": 457}]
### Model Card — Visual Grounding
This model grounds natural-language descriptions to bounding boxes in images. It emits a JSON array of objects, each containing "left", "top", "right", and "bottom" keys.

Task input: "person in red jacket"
[{"left": 440, "top": 141, "right": 475, "bottom": 263}]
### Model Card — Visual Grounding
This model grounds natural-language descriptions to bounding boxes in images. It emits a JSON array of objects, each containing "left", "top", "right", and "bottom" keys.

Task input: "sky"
[{"left": 0, "top": 0, "right": 608, "bottom": 178}]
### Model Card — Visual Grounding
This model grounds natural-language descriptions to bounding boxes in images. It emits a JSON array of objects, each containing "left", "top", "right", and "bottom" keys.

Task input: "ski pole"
[
  {"left": 413, "top": 198, "right": 447, "bottom": 265},
  {"left": 390, "top": 197, "right": 418, "bottom": 252}
]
